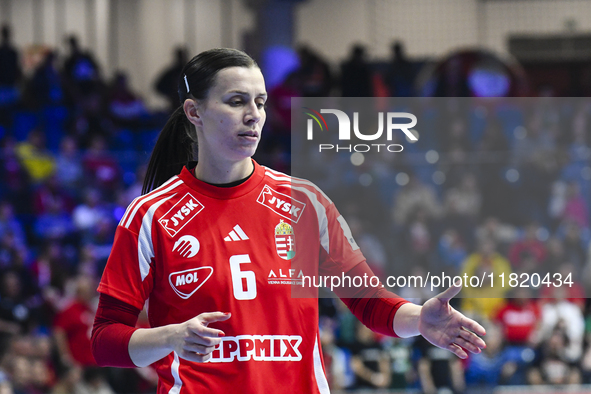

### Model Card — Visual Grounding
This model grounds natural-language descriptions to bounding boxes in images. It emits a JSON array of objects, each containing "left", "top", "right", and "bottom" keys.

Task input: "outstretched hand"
[{"left": 419, "top": 284, "right": 486, "bottom": 359}]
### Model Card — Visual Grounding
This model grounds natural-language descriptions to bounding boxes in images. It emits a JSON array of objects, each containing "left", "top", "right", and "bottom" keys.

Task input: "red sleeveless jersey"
[{"left": 98, "top": 161, "right": 365, "bottom": 393}]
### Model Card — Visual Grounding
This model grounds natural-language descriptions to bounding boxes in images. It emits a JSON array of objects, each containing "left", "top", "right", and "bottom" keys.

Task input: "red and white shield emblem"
[{"left": 275, "top": 220, "right": 296, "bottom": 260}]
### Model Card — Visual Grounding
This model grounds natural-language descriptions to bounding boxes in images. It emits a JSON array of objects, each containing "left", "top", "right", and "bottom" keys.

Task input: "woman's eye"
[
  {"left": 230, "top": 99, "right": 243, "bottom": 106},
  {"left": 257, "top": 103, "right": 266, "bottom": 109}
]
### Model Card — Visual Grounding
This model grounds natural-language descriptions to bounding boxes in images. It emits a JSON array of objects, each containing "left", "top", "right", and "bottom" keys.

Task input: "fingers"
[
  {"left": 187, "top": 325, "right": 225, "bottom": 340},
  {"left": 199, "top": 312, "right": 232, "bottom": 325},
  {"left": 454, "top": 335, "right": 481, "bottom": 354},
  {"left": 446, "top": 343, "right": 468, "bottom": 359},
  {"left": 461, "top": 316, "right": 486, "bottom": 337},
  {"left": 178, "top": 349, "right": 212, "bottom": 363},
  {"left": 182, "top": 342, "right": 215, "bottom": 355},
  {"left": 435, "top": 284, "right": 462, "bottom": 303},
  {"left": 186, "top": 312, "right": 231, "bottom": 339},
  {"left": 459, "top": 327, "right": 486, "bottom": 350}
]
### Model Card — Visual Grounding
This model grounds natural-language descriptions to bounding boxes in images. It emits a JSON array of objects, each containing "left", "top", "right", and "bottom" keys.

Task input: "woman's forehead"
[{"left": 212, "top": 67, "right": 266, "bottom": 95}]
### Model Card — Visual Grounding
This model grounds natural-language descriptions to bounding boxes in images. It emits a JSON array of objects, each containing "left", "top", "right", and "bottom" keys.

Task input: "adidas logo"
[{"left": 224, "top": 225, "right": 249, "bottom": 241}]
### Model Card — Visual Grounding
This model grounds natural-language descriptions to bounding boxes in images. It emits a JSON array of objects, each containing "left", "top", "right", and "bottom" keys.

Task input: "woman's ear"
[{"left": 183, "top": 99, "right": 203, "bottom": 128}]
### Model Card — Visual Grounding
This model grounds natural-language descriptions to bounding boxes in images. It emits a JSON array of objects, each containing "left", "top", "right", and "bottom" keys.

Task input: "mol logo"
[
  {"left": 168, "top": 267, "right": 213, "bottom": 299},
  {"left": 303, "top": 107, "right": 417, "bottom": 152},
  {"left": 207, "top": 335, "right": 302, "bottom": 363},
  {"left": 158, "top": 193, "right": 204, "bottom": 237}
]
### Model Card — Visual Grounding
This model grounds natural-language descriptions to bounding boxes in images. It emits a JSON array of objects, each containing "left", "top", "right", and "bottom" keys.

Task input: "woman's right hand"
[{"left": 168, "top": 312, "right": 231, "bottom": 363}]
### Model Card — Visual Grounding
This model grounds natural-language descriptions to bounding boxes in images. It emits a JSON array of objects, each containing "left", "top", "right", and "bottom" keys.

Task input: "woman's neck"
[{"left": 194, "top": 158, "right": 254, "bottom": 184}]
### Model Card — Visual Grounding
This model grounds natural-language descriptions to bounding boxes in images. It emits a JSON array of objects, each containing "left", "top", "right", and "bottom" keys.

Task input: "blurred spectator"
[
  {"left": 437, "top": 228, "right": 468, "bottom": 272},
  {"left": 154, "top": 47, "right": 187, "bottom": 112},
  {"left": 0, "top": 25, "right": 22, "bottom": 125},
  {"left": 30, "top": 241, "right": 72, "bottom": 300},
  {"left": 461, "top": 240, "right": 512, "bottom": 319},
  {"left": 25, "top": 51, "right": 64, "bottom": 108},
  {"left": 474, "top": 217, "right": 518, "bottom": 254},
  {"left": 82, "top": 136, "right": 121, "bottom": 199},
  {"left": 349, "top": 322, "right": 391, "bottom": 390},
  {"left": 0, "top": 370, "right": 13, "bottom": 394},
  {"left": 392, "top": 173, "right": 441, "bottom": 226},
  {"left": 0, "top": 25, "right": 21, "bottom": 88},
  {"left": 384, "top": 41, "right": 414, "bottom": 97},
  {"left": 0, "top": 272, "right": 35, "bottom": 354},
  {"left": 538, "top": 287, "right": 585, "bottom": 363},
  {"left": 403, "top": 208, "right": 434, "bottom": 270},
  {"left": 319, "top": 317, "right": 353, "bottom": 390},
  {"left": 107, "top": 71, "right": 148, "bottom": 127},
  {"left": 539, "top": 262, "right": 585, "bottom": 311},
  {"left": 528, "top": 327, "right": 582, "bottom": 385},
  {"left": 414, "top": 336, "right": 465, "bottom": 394},
  {"left": 265, "top": 71, "right": 301, "bottom": 151},
  {"left": 465, "top": 324, "right": 523, "bottom": 387},
  {"left": 0, "top": 138, "right": 32, "bottom": 216},
  {"left": 348, "top": 216, "right": 387, "bottom": 279},
  {"left": 340, "top": 45, "right": 372, "bottom": 97},
  {"left": 0, "top": 201, "right": 26, "bottom": 251},
  {"left": 495, "top": 289, "right": 541, "bottom": 348},
  {"left": 51, "top": 365, "right": 81, "bottom": 394},
  {"left": 55, "top": 136, "right": 84, "bottom": 194},
  {"left": 507, "top": 223, "right": 547, "bottom": 271},
  {"left": 72, "top": 189, "right": 107, "bottom": 235},
  {"left": 15, "top": 130, "right": 56, "bottom": 184},
  {"left": 76, "top": 368, "right": 115, "bottom": 394},
  {"left": 53, "top": 276, "right": 97, "bottom": 368},
  {"left": 557, "top": 220, "right": 589, "bottom": 273},
  {"left": 296, "top": 46, "right": 332, "bottom": 97},
  {"left": 33, "top": 198, "right": 76, "bottom": 242},
  {"left": 62, "top": 35, "right": 101, "bottom": 103},
  {"left": 443, "top": 172, "right": 482, "bottom": 245},
  {"left": 562, "top": 181, "right": 589, "bottom": 229},
  {"left": 33, "top": 175, "right": 75, "bottom": 216}
]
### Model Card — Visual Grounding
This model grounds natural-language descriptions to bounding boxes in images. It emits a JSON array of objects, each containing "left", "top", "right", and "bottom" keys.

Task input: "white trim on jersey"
[
  {"left": 168, "top": 351, "right": 183, "bottom": 394},
  {"left": 291, "top": 186, "right": 330, "bottom": 254},
  {"left": 119, "top": 176, "right": 179, "bottom": 226},
  {"left": 263, "top": 167, "right": 333, "bottom": 204},
  {"left": 123, "top": 177, "right": 183, "bottom": 229},
  {"left": 313, "top": 336, "right": 330, "bottom": 394},
  {"left": 138, "top": 194, "right": 176, "bottom": 281}
]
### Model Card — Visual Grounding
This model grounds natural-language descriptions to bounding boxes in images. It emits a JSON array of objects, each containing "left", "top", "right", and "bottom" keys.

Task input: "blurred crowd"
[{"left": 0, "top": 23, "right": 590, "bottom": 393}]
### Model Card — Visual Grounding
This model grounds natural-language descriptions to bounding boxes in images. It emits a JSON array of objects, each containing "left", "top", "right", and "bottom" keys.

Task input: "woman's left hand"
[{"left": 419, "top": 285, "right": 487, "bottom": 359}]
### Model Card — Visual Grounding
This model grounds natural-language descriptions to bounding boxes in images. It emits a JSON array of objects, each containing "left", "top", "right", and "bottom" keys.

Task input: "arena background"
[{"left": 0, "top": 0, "right": 590, "bottom": 393}]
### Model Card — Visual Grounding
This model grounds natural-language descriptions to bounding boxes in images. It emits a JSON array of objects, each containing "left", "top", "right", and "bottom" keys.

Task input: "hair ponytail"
[{"left": 142, "top": 106, "right": 196, "bottom": 194}]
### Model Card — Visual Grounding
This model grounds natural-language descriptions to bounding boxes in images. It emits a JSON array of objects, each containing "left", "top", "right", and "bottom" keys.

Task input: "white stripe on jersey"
[
  {"left": 138, "top": 194, "right": 176, "bottom": 281},
  {"left": 119, "top": 176, "right": 179, "bottom": 226},
  {"left": 313, "top": 336, "right": 330, "bottom": 394},
  {"left": 263, "top": 167, "right": 332, "bottom": 204},
  {"left": 124, "top": 177, "right": 183, "bottom": 229},
  {"left": 291, "top": 186, "right": 330, "bottom": 254},
  {"left": 168, "top": 351, "right": 183, "bottom": 394}
]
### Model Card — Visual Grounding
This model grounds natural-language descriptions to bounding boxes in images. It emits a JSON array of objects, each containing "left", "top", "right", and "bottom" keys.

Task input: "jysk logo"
[
  {"left": 303, "top": 107, "right": 417, "bottom": 152},
  {"left": 158, "top": 193, "right": 204, "bottom": 237},
  {"left": 169, "top": 267, "right": 213, "bottom": 299},
  {"left": 256, "top": 185, "right": 306, "bottom": 223}
]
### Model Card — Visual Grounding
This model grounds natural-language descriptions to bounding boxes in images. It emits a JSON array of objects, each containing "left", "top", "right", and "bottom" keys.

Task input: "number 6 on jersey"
[{"left": 229, "top": 254, "right": 257, "bottom": 300}]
